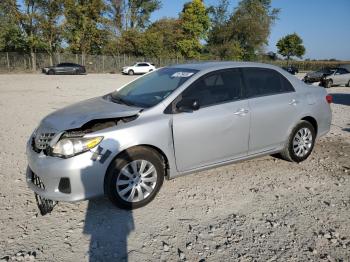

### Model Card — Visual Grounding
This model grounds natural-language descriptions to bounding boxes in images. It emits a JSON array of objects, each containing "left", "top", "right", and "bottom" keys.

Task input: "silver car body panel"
[
  {"left": 26, "top": 62, "right": 332, "bottom": 202},
  {"left": 40, "top": 96, "right": 142, "bottom": 131}
]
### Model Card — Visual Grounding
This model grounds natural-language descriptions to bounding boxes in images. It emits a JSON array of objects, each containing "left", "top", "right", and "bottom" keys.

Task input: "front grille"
[
  {"left": 31, "top": 171, "right": 45, "bottom": 190},
  {"left": 33, "top": 132, "right": 55, "bottom": 152},
  {"left": 36, "top": 133, "right": 55, "bottom": 150}
]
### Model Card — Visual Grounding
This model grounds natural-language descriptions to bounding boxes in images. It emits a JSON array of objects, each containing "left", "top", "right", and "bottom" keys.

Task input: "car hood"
[{"left": 39, "top": 96, "right": 142, "bottom": 131}]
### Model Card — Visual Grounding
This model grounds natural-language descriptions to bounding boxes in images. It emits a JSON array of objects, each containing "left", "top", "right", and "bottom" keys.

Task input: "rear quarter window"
[{"left": 242, "top": 68, "right": 294, "bottom": 98}]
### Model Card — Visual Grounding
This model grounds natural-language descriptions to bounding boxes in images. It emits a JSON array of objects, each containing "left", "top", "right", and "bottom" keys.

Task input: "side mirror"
[{"left": 176, "top": 98, "right": 200, "bottom": 112}]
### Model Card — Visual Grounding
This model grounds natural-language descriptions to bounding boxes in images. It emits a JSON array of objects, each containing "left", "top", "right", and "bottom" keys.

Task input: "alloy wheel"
[
  {"left": 292, "top": 127, "right": 313, "bottom": 157},
  {"left": 116, "top": 160, "right": 157, "bottom": 203}
]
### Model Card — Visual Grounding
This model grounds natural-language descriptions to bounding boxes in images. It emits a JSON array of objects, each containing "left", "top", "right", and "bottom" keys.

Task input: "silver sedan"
[{"left": 26, "top": 62, "right": 332, "bottom": 211}]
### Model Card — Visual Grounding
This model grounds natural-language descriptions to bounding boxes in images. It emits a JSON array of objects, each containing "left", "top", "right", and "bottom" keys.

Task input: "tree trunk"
[
  {"left": 30, "top": 48, "right": 36, "bottom": 72},
  {"left": 48, "top": 40, "right": 54, "bottom": 66},
  {"left": 6, "top": 52, "right": 10, "bottom": 71},
  {"left": 49, "top": 53, "right": 53, "bottom": 66},
  {"left": 82, "top": 53, "right": 86, "bottom": 66}
]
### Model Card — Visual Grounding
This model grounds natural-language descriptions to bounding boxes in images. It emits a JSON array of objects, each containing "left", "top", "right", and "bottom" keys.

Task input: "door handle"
[
  {"left": 233, "top": 108, "right": 249, "bottom": 116},
  {"left": 289, "top": 99, "right": 299, "bottom": 105}
]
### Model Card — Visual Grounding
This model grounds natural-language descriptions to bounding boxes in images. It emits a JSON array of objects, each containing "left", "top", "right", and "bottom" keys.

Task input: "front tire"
[
  {"left": 128, "top": 70, "right": 134, "bottom": 76},
  {"left": 105, "top": 147, "right": 165, "bottom": 209},
  {"left": 279, "top": 121, "right": 316, "bottom": 162},
  {"left": 48, "top": 69, "right": 55, "bottom": 75},
  {"left": 346, "top": 80, "right": 350, "bottom": 87}
]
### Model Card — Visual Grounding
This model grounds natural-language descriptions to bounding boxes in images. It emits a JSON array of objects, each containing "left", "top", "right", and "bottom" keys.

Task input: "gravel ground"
[{"left": 0, "top": 73, "right": 349, "bottom": 262}]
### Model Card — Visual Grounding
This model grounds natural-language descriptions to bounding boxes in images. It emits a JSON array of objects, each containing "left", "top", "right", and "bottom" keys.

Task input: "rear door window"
[
  {"left": 336, "top": 68, "right": 349, "bottom": 75},
  {"left": 242, "top": 68, "right": 294, "bottom": 98}
]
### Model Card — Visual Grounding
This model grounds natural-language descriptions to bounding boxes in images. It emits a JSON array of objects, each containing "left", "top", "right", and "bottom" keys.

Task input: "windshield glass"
[{"left": 111, "top": 67, "right": 198, "bottom": 108}]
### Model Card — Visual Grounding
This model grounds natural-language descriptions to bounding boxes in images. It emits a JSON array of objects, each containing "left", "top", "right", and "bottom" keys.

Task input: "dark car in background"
[
  {"left": 303, "top": 68, "right": 336, "bottom": 83},
  {"left": 282, "top": 66, "right": 299, "bottom": 75},
  {"left": 42, "top": 63, "right": 86, "bottom": 75}
]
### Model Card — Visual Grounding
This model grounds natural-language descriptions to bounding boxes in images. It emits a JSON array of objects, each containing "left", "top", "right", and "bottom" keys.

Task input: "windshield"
[{"left": 111, "top": 67, "right": 198, "bottom": 108}]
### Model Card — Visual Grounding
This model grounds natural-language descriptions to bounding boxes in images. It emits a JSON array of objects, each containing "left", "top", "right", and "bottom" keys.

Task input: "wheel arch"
[
  {"left": 103, "top": 144, "right": 170, "bottom": 194},
  {"left": 301, "top": 116, "right": 318, "bottom": 135}
]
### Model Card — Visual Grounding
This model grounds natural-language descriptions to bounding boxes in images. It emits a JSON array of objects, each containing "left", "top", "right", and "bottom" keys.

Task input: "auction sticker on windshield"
[{"left": 171, "top": 72, "right": 195, "bottom": 78}]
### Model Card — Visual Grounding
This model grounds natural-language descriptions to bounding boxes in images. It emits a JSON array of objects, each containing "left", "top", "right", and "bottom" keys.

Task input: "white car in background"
[
  {"left": 322, "top": 67, "right": 350, "bottom": 88},
  {"left": 122, "top": 62, "right": 156, "bottom": 75}
]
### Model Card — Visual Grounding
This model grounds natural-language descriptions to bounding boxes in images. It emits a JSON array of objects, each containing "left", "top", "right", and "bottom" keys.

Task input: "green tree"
[
  {"left": 37, "top": 0, "right": 64, "bottom": 65},
  {"left": 144, "top": 18, "right": 184, "bottom": 58},
  {"left": 63, "top": 0, "right": 111, "bottom": 62},
  {"left": 107, "top": 0, "right": 161, "bottom": 33},
  {"left": 206, "top": 0, "right": 278, "bottom": 60},
  {"left": 116, "top": 29, "right": 143, "bottom": 56},
  {"left": 229, "top": 0, "right": 280, "bottom": 60},
  {"left": 128, "top": 0, "right": 161, "bottom": 29},
  {"left": 276, "top": 33, "right": 306, "bottom": 63},
  {"left": 208, "top": 0, "right": 229, "bottom": 27},
  {"left": 0, "top": 0, "right": 26, "bottom": 52},
  {"left": 19, "top": 0, "right": 48, "bottom": 71},
  {"left": 178, "top": 0, "right": 210, "bottom": 58},
  {"left": 107, "top": 0, "right": 124, "bottom": 34},
  {"left": 207, "top": 0, "right": 240, "bottom": 60}
]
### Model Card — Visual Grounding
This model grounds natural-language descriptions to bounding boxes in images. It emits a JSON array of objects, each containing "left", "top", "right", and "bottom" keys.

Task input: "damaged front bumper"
[{"left": 26, "top": 139, "right": 110, "bottom": 203}]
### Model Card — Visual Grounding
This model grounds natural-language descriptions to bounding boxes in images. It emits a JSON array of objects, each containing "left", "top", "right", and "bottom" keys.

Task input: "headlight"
[{"left": 50, "top": 136, "right": 103, "bottom": 158}]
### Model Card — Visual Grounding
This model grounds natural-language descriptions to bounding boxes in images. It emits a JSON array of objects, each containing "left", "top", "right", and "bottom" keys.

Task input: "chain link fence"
[
  {"left": 0, "top": 52, "right": 194, "bottom": 73},
  {"left": 0, "top": 52, "right": 348, "bottom": 73}
]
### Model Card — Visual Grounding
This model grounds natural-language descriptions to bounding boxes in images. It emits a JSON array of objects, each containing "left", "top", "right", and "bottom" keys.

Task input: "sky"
[{"left": 151, "top": 0, "right": 350, "bottom": 60}]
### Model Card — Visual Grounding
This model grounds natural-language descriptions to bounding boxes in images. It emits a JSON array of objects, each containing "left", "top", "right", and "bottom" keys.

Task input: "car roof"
[{"left": 169, "top": 61, "right": 281, "bottom": 72}]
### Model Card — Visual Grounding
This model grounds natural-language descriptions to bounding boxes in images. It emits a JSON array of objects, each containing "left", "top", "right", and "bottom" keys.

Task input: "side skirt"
[{"left": 168, "top": 148, "right": 282, "bottom": 179}]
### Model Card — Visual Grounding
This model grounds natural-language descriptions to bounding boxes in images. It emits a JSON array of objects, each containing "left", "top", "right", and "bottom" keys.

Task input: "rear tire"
[
  {"left": 105, "top": 147, "right": 165, "bottom": 209},
  {"left": 326, "top": 79, "right": 333, "bottom": 88},
  {"left": 278, "top": 121, "right": 316, "bottom": 163},
  {"left": 128, "top": 70, "right": 134, "bottom": 76},
  {"left": 346, "top": 80, "right": 350, "bottom": 87}
]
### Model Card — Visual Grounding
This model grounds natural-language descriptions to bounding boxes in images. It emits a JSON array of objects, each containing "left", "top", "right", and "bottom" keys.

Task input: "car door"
[
  {"left": 133, "top": 63, "right": 143, "bottom": 74},
  {"left": 332, "top": 69, "right": 342, "bottom": 85},
  {"left": 242, "top": 67, "right": 300, "bottom": 154},
  {"left": 139, "top": 63, "right": 150, "bottom": 73},
  {"left": 56, "top": 63, "right": 73, "bottom": 74},
  {"left": 55, "top": 63, "right": 67, "bottom": 74},
  {"left": 172, "top": 69, "right": 250, "bottom": 172},
  {"left": 335, "top": 68, "right": 349, "bottom": 85}
]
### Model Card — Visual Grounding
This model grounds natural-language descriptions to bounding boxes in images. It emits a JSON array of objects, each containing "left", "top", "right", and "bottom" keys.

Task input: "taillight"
[{"left": 326, "top": 95, "right": 332, "bottom": 104}]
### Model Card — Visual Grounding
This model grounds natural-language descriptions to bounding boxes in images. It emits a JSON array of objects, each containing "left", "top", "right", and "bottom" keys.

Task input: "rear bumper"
[{"left": 26, "top": 139, "right": 108, "bottom": 202}]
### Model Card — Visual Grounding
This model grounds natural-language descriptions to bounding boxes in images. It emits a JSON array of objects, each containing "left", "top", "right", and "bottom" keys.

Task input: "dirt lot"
[{"left": 0, "top": 73, "right": 349, "bottom": 262}]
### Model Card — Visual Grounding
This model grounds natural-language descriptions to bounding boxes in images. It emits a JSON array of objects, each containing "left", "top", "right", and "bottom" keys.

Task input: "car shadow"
[
  {"left": 329, "top": 93, "right": 350, "bottom": 106},
  {"left": 81, "top": 138, "right": 134, "bottom": 261}
]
